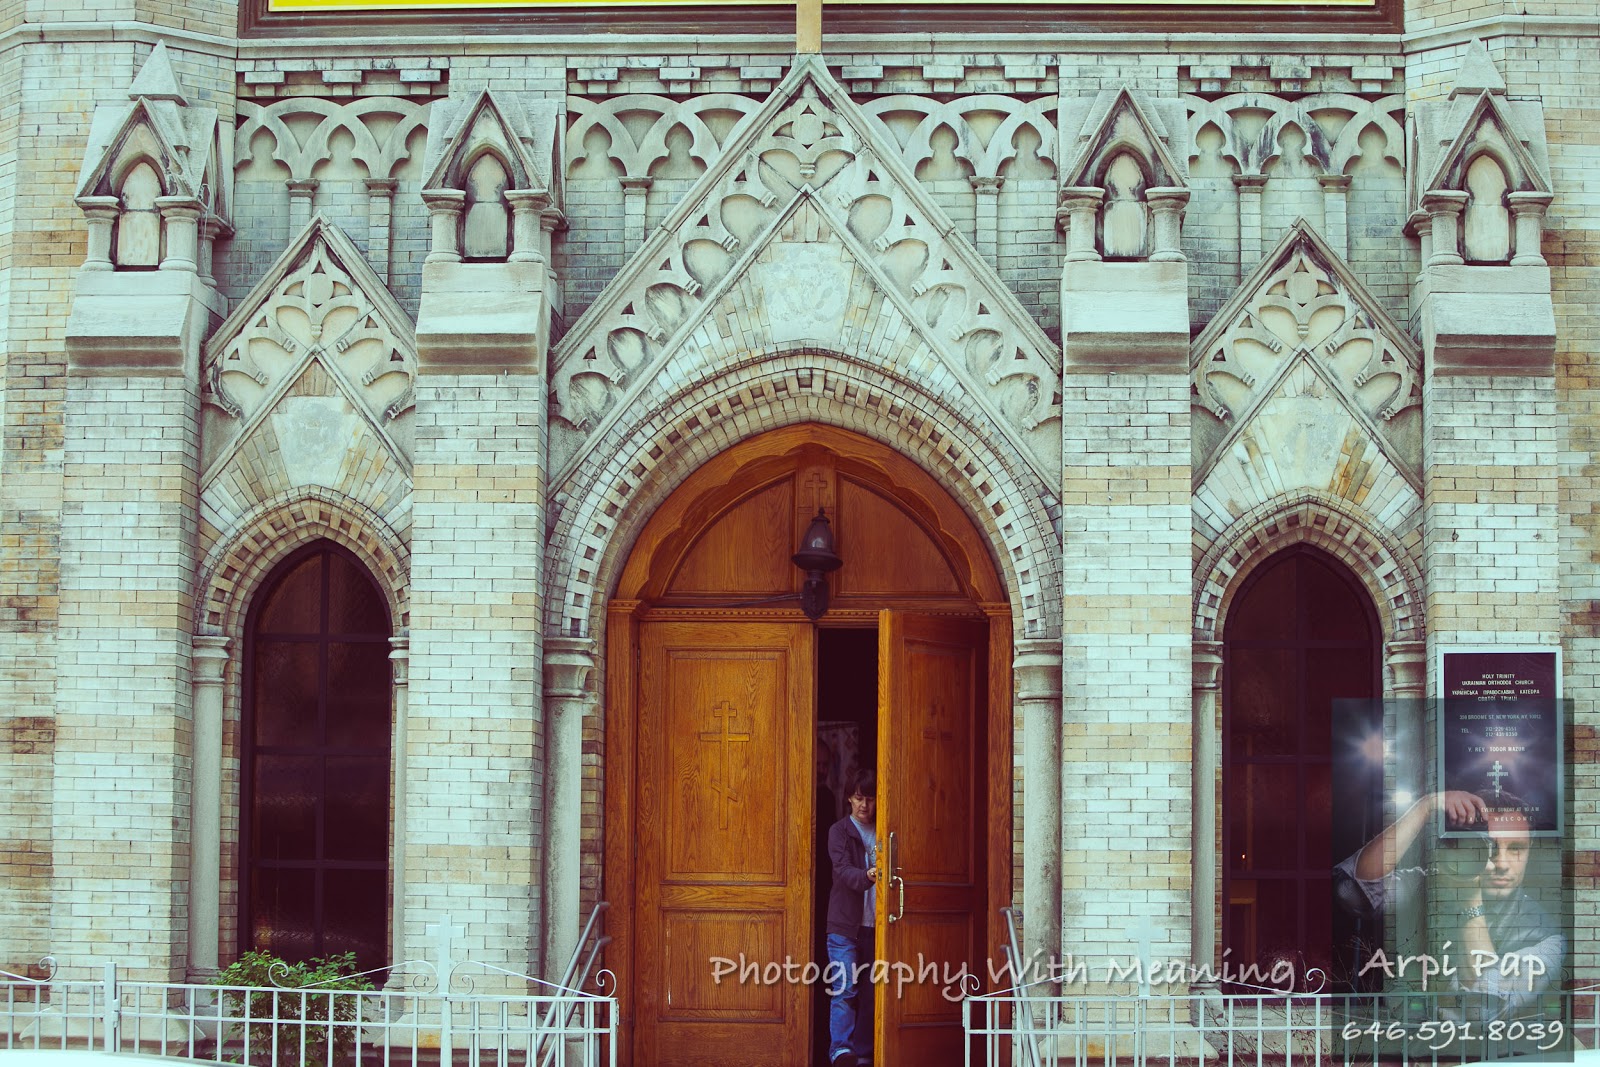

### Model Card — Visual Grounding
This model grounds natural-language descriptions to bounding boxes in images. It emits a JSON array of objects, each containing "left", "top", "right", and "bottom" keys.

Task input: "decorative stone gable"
[
  {"left": 67, "top": 42, "right": 230, "bottom": 372},
  {"left": 1411, "top": 40, "right": 1551, "bottom": 270},
  {"left": 414, "top": 88, "right": 561, "bottom": 370},
  {"left": 548, "top": 54, "right": 1062, "bottom": 481},
  {"left": 75, "top": 41, "right": 231, "bottom": 276},
  {"left": 1057, "top": 87, "right": 1190, "bottom": 371},
  {"left": 1058, "top": 87, "right": 1188, "bottom": 263},
  {"left": 200, "top": 216, "right": 416, "bottom": 497},
  {"left": 1409, "top": 40, "right": 1555, "bottom": 374},
  {"left": 419, "top": 89, "right": 562, "bottom": 263},
  {"left": 1191, "top": 220, "right": 1423, "bottom": 515}
]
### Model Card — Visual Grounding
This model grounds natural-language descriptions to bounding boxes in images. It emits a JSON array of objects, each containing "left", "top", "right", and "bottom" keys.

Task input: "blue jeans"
[{"left": 826, "top": 927, "right": 874, "bottom": 1062}]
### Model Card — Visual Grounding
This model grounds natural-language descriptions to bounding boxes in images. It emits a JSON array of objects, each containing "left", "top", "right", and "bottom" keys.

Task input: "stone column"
[
  {"left": 620, "top": 177, "right": 653, "bottom": 251},
  {"left": 1234, "top": 174, "right": 1266, "bottom": 272},
  {"left": 156, "top": 197, "right": 201, "bottom": 273},
  {"left": 505, "top": 190, "right": 550, "bottom": 264},
  {"left": 1014, "top": 639, "right": 1062, "bottom": 982},
  {"left": 1383, "top": 638, "right": 1428, "bottom": 964},
  {"left": 198, "top": 217, "right": 226, "bottom": 289},
  {"left": 969, "top": 176, "right": 1004, "bottom": 261},
  {"left": 1058, "top": 188, "right": 1102, "bottom": 262},
  {"left": 286, "top": 178, "right": 318, "bottom": 231},
  {"left": 1190, "top": 641, "right": 1222, "bottom": 981},
  {"left": 389, "top": 638, "right": 410, "bottom": 967},
  {"left": 1507, "top": 192, "right": 1553, "bottom": 267},
  {"left": 188, "top": 635, "right": 230, "bottom": 979},
  {"left": 422, "top": 190, "right": 465, "bottom": 263},
  {"left": 77, "top": 197, "right": 120, "bottom": 271},
  {"left": 1421, "top": 191, "right": 1468, "bottom": 267},
  {"left": 1318, "top": 174, "right": 1352, "bottom": 258},
  {"left": 1145, "top": 188, "right": 1189, "bottom": 262},
  {"left": 541, "top": 636, "right": 596, "bottom": 983},
  {"left": 365, "top": 178, "right": 398, "bottom": 281}
]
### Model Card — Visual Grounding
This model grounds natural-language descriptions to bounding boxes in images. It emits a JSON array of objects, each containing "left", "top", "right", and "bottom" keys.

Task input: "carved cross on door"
[{"left": 700, "top": 700, "right": 754, "bottom": 829}]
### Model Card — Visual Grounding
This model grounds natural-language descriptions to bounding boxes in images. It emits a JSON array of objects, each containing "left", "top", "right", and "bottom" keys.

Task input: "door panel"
[
  {"left": 636, "top": 621, "right": 814, "bottom": 1066},
  {"left": 876, "top": 611, "right": 987, "bottom": 1066}
]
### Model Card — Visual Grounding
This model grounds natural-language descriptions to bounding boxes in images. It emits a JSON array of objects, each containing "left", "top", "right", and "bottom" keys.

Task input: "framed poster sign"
[{"left": 1437, "top": 645, "right": 1562, "bottom": 837}]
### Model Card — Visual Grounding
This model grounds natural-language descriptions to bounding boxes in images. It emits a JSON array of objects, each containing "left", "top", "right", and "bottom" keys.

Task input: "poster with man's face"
[{"left": 1438, "top": 647, "right": 1562, "bottom": 837}]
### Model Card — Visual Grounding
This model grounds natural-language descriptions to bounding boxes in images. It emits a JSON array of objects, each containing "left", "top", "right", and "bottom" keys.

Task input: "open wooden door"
[
  {"left": 635, "top": 619, "right": 815, "bottom": 1067},
  {"left": 875, "top": 611, "right": 988, "bottom": 1066}
]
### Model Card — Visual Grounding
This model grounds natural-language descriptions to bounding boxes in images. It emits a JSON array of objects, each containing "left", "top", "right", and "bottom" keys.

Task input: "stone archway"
[{"left": 597, "top": 423, "right": 1013, "bottom": 1067}]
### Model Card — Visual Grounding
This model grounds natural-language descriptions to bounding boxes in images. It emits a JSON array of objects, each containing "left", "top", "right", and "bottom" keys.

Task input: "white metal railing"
[
  {"left": 1, "top": 914, "right": 617, "bottom": 1067},
  {"left": 965, "top": 984, "right": 1597, "bottom": 1067}
]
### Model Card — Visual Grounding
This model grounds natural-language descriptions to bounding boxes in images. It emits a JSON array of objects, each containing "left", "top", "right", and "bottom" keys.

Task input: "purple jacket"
[{"left": 826, "top": 816, "right": 875, "bottom": 936}]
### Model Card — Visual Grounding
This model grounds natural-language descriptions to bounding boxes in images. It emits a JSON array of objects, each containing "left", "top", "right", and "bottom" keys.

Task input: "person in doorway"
[
  {"left": 1334, "top": 790, "right": 1564, "bottom": 1020},
  {"left": 825, "top": 771, "right": 878, "bottom": 1067}
]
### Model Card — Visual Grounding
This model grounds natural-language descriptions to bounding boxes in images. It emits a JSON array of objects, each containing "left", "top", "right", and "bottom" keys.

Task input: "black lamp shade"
[{"left": 791, "top": 508, "right": 843, "bottom": 574}]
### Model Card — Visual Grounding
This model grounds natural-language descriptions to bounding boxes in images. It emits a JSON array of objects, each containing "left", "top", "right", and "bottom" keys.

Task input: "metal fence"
[
  {"left": 964, "top": 984, "right": 1597, "bottom": 1067},
  {"left": 1, "top": 919, "right": 617, "bottom": 1067}
]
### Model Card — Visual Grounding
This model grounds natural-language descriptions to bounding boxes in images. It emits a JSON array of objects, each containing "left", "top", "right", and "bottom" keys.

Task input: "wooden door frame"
[{"left": 601, "top": 426, "right": 1015, "bottom": 1064}]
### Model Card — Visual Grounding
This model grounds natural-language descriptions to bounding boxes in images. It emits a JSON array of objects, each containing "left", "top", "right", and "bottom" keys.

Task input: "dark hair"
[{"left": 848, "top": 771, "right": 876, "bottom": 799}]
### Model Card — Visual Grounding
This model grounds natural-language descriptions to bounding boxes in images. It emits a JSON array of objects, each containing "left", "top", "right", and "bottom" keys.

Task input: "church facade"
[{"left": 0, "top": 0, "right": 1596, "bottom": 1060}]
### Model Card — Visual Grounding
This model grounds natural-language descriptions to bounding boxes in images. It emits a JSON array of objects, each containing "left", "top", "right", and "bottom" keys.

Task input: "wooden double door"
[
  {"left": 604, "top": 424, "right": 1013, "bottom": 1067},
  {"left": 630, "top": 612, "right": 988, "bottom": 1067}
]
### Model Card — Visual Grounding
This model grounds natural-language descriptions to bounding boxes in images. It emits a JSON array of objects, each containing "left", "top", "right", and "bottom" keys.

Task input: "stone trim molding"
[
  {"left": 1194, "top": 491, "right": 1423, "bottom": 643},
  {"left": 544, "top": 346, "right": 1063, "bottom": 643},
  {"left": 195, "top": 487, "right": 411, "bottom": 639}
]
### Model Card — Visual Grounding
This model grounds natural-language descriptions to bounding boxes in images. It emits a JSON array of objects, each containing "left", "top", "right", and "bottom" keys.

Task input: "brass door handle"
[{"left": 886, "top": 830, "right": 906, "bottom": 923}]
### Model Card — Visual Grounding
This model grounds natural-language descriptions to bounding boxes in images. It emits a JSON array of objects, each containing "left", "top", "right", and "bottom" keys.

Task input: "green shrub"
[{"left": 212, "top": 951, "right": 375, "bottom": 1067}]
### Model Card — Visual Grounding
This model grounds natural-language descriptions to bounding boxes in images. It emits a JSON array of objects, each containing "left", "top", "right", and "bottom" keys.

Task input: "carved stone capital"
[
  {"left": 543, "top": 635, "right": 597, "bottom": 699},
  {"left": 1384, "top": 639, "right": 1427, "bottom": 697},
  {"left": 389, "top": 636, "right": 410, "bottom": 688},
  {"left": 191, "top": 634, "right": 231, "bottom": 685},
  {"left": 1013, "top": 638, "right": 1063, "bottom": 702},
  {"left": 1192, "top": 640, "right": 1223, "bottom": 692}
]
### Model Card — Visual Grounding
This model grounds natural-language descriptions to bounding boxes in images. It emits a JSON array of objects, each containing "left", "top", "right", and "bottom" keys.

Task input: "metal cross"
[{"left": 699, "top": 701, "right": 753, "bottom": 829}]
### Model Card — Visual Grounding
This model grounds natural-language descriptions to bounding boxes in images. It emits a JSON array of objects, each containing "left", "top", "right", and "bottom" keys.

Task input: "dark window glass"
[
  {"left": 245, "top": 542, "right": 391, "bottom": 973},
  {"left": 1223, "top": 546, "right": 1381, "bottom": 992}
]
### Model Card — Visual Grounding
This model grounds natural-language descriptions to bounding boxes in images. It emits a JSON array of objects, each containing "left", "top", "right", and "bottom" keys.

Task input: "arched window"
[
  {"left": 115, "top": 161, "right": 164, "bottom": 269},
  {"left": 243, "top": 541, "right": 392, "bottom": 971},
  {"left": 1462, "top": 154, "right": 1512, "bottom": 263},
  {"left": 462, "top": 153, "right": 512, "bottom": 260},
  {"left": 1223, "top": 546, "right": 1382, "bottom": 991},
  {"left": 1099, "top": 152, "right": 1149, "bottom": 259}
]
